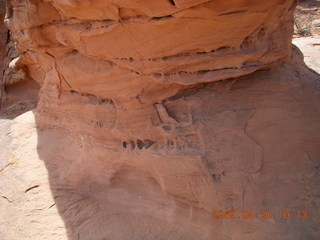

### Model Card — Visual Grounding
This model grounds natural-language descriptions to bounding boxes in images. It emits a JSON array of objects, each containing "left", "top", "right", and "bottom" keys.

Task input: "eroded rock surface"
[
  {"left": 294, "top": 0, "right": 320, "bottom": 37},
  {"left": 7, "top": 0, "right": 297, "bottom": 108},
  {"left": 1, "top": 0, "right": 320, "bottom": 240}
]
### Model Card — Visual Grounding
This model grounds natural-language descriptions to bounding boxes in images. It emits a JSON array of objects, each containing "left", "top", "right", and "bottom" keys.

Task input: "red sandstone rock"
[
  {"left": 1, "top": 0, "right": 320, "bottom": 239},
  {"left": 8, "top": 0, "right": 296, "bottom": 108},
  {"left": 0, "top": 0, "right": 7, "bottom": 104},
  {"left": 0, "top": 1, "right": 39, "bottom": 115}
]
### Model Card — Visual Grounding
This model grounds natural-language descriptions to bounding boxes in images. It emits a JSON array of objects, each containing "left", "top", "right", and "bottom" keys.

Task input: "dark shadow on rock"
[{"left": 0, "top": 79, "right": 39, "bottom": 119}]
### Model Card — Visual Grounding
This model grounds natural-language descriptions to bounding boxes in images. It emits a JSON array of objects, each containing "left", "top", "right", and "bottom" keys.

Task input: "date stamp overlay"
[{"left": 211, "top": 210, "right": 309, "bottom": 220}]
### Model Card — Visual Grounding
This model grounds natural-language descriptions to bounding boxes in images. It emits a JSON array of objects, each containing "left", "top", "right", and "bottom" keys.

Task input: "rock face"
[
  {"left": 0, "top": 0, "right": 39, "bottom": 117},
  {"left": 0, "top": 0, "right": 7, "bottom": 102},
  {"left": 8, "top": 0, "right": 297, "bottom": 108},
  {"left": 1, "top": 0, "right": 320, "bottom": 239},
  {"left": 294, "top": 0, "right": 320, "bottom": 37}
]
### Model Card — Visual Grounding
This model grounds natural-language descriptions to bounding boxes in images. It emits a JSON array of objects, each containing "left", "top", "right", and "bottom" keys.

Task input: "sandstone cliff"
[{"left": 0, "top": 0, "right": 319, "bottom": 240}]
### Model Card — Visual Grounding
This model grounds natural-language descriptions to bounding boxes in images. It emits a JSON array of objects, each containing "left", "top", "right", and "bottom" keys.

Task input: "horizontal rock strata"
[{"left": 2, "top": 0, "right": 320, "bottom": 239}]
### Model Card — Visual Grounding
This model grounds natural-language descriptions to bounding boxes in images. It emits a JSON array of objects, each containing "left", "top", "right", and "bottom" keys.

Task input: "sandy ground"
[
  {"left": 0, "top": 111, "right": 69, "bottom": 240},
  {"left": 293, "top": 37, "right": 320, "bottom": 72}
]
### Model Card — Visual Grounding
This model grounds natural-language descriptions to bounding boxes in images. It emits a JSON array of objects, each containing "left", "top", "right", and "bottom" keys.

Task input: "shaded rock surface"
[
  {"left": 0, "top": 0, "right": 320, "bottom": 240},
  {"left": 0, "top": 0, "right": 39, "bottom": 118},
  {"left": 0, "top": 0, "right": 7, "bottom": 105}
]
